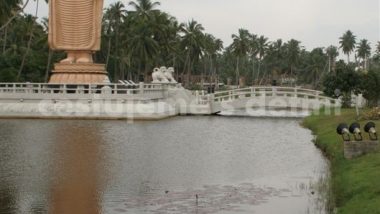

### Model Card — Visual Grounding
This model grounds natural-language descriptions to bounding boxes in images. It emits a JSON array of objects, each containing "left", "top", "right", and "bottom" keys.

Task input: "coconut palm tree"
[
  {"left": 307, "top": 48, "right": 328, "bottom": 88},
  {"left": 339, "top": 30, "right": 356, "bottom": 63},
  {"left": 1, "top": 0, "right": 22, "bottom": 54},
  {"left": 0, "top": 0, "right": 38, "bottom": 33},
  {"left": 0, "top": 0, "right": 22, "bottom": 27},
  {"left": 256, "top": 35, "right": 268, "bottom": 85},
  {"left": 127, "top": 23, "right": 159, "bottom": 81},
  {"left": 203, "top": 34, "right": 223, "bottom": 84},
  {"left": 326, "top": 45, "right": 339, "bottom": 73},
  {"left": 231, "top": 28, "right": 250, "bottom": 85},
  {"left": 128, "top": 0, "right": 160, "bottom": 22},
  {"left": 285, "top": 39, "right": 301, "bottom": 86},
  {"left": 127, "top": 0, "right": 164, "bottom": 82},
  {"left": 248, "top": 34, "right": 258, "bottom": 84},
  {"left": 104, "top": 2, "right": 126, "bottom": 81},
  {"left": 357, "top": 39, "right": 371, "bottom": 70},
  {"left": 17, "top": 0, "right": 40, "bottom": 81},
  {"left": 180, "top": 19, "right": 205, "bottom": 86}
]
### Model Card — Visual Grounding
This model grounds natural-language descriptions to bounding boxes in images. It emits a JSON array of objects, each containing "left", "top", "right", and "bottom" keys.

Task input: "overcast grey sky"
[{"left": 26, "top": 0, "right": 379, "bottom": 57}]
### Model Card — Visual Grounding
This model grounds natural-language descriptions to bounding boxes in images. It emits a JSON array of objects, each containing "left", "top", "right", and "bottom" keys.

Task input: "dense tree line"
[{"left": 0, "top": 0, "right": 379, "bottom": 91}]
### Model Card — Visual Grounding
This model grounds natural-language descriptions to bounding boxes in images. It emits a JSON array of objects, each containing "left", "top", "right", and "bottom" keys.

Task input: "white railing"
[
  {"left": 205, "top": 87, "right": 339, "bottom": 106},
  {"left": 0, "top": 82, "right": 166, "bottom": 95}
]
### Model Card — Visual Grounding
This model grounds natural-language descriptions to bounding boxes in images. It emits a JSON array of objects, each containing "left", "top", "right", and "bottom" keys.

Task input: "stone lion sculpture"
[
  {"left": 159, "top": 67, "right": 170, "bottom": 83},
  {"left": 152, "top": 67, "right": 167, "bottom": 83},
  {"left": 152, "top": 66, "right": 178, "bottom": 83},
  {"left": 164, "top": 67, "right": 177, "bottom": 83}
]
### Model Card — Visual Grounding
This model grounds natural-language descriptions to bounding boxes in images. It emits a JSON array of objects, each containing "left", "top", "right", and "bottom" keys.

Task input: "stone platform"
[
  {"left": 49, "top": 63, "right": 109, "bottom": 84},
  {"left": 344, "top": 141, "right": 379, "bottom": 159}
]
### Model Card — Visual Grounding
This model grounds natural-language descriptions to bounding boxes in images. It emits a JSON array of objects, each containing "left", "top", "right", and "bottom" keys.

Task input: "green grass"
[{"left": 303, "top": 109, "right": 380, "bottom": 214}]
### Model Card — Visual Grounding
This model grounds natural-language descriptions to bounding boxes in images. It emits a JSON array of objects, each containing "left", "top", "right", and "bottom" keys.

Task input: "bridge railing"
[{"left": 212, "top": 87, "right": 340, "bottom": 106}]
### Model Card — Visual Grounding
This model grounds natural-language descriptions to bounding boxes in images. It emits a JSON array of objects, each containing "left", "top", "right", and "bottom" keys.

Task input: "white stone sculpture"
[
  {"left": 152, "top": 67, "right": 167, "bottom": 83},
  {"left": 164, "top": 67, "right": 177, "bottom": 83},
  {"left": 152, "top": 66, "right": 178, "bottom": 83},
  {"left": 159, "top": 67, "right": 170, "bottom": 83}
]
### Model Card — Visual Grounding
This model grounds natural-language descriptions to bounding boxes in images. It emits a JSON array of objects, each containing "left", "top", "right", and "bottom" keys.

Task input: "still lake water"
[{"left": 0, "top": 114, "right": 329, "bottom": 214}]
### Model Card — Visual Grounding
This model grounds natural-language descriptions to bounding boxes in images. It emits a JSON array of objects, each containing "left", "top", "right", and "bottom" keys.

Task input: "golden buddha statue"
[{"left": 48, "top": 0, "right": 109, "bottom": 84}]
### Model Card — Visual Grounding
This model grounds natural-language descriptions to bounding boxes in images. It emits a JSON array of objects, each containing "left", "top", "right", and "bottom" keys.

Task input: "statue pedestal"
[{"left": 49, "top": 63, "right": 109, "bottom": 84}]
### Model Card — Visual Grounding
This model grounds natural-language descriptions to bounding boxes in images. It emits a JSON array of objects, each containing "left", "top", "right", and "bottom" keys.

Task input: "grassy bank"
[{"left": 303, "top": 109, "right": 380, "bottom": 213}]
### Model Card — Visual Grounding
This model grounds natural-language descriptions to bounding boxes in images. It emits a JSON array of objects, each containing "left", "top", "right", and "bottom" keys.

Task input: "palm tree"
[
  {"left": 339, "top": 30, "right": 356, "bottom": 63},
  {"left": 308, "top": 48, "right": 328, "bottom": 88},
  {"left": 180, "top": 19, "right": 205, "bottom": 86},
  {"left": 129, "top": 0, "right": 160, "bottom": 19},
  {"left": 285, "top": 39, "right": 301, "bottom": 86},
  {"left": 272, "top": 39, "right": 284, "bottom": 58},
  {"left": 203, "top": 34, "right": 223, "bottom": 85},
  {"left": 104, "top": 2, "right": 126, "bottom": 81},
  {"left": 357, "top": 39, "right": 371, "bottom": 70},
  {"left": 127, "top": 23, "right": 159, "bottom": 82},
  {"left": 326, "top": 45, "right": 339, "bottom": 73},
  {"left": 248, "top": 34, "right": 258, "bottom": 84},
  {"left": 1, "top": 0, "right": 22, "bottom": 54},
  {"left": 17, "top": 0, "right": 40, "bottom": 81},
  {"left": 256, "top": 35, "right": 268, "bottom": 85},
  {"left": 150, "top": 12, "right": 180, "bottom": 65},
  {"left": 0, "top": 0, "right": 33, "bottom": 32},
  {"left": 231, "top": 28, "right": 250, "bottom": 85}
]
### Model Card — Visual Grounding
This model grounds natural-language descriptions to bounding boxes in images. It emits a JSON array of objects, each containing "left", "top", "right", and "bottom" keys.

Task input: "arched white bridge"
[{"left": 195, "top": 87, "right": 341, "bottom": 114}]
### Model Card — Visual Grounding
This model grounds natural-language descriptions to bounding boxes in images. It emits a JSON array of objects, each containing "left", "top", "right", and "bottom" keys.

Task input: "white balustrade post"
[
  {"left": 261, "top": 88, "right": 266, "bottom": 98},
  {"left": 272, "top": 87, "right": 277, "bottom": 97},
  {"left": 139, "top": 82, "right": 144, "bottom": 95},
  {"left": 195, "top": 90, "right": 200, "bottom": 104},
  {"left": 251, "top": 87, "right": 255, "bottom": 97},
  {"left": 113, "top": 84, "right": 117, "bottom": 94}
]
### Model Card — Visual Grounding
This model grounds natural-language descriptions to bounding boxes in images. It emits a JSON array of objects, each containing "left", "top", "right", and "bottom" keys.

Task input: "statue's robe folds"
[{"left": 48, "top": 0, "right": 104, "bottom": 51}]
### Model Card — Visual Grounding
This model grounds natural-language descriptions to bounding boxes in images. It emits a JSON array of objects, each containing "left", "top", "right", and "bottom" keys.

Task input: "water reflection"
[
  {"left": 49, "top": 124, "right": 103, "bottom": 214},
  {"left": 0, "top": 115, "right": 329, "bottom": 214}
]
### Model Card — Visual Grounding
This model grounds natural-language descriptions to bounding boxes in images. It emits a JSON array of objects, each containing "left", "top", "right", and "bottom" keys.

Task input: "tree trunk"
[
  {"left": 113, "top": 24, "right": 120, "bottom": 82},
  {"left": 185, "top": 53, "right": 191, "bottom": 87},
  {"left": 252, "top": 57, "right": 255, "bottom": 85},
  {"left": 105, "top": 36, "right": 112, "bottom": 68},
  {"left": 256, "top": 60, "right": 262, "bottom": 85},
  {"left": 328, "top": 57, "right": 331, "bottom": 73},
  {"left": 235, "top": 57, "right": 239, "bottom": 86},
  {"left": 2, "top": 26, "right": 7, "bottom": 54},
  {"left": 17, "top": 0, "right": 39, "bottom": 81},
  {"left": 258, "top": 63, "right": 266, "bottom": 85},
  {"left": 44, "top": 49, "right": 53, "bottom": 82},
  {"left": 186, "top": 60, "right": 190, "bottom": 87},
  {"left": 17, "top": 25, "right": 34, "bottom": 81},
  {"left": 138, "top": 61, "right": 142, "bottom": 83},
  {"left": 290, "top": 65, "right": 293, "bottom": 87},
  {"left": 332, "top": 58, "right": 336, "bottom": 74},
  {"left": 144, "top": 63, "right": 150, "bottom": 83},
  {"left": 0, "top": 0, "right": 30, "bottom": 32}
]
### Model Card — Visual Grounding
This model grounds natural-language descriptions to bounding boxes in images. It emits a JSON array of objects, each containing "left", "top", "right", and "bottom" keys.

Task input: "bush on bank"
[{"left": 303, "top": 109, "right": 380, "bottom": 214}]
